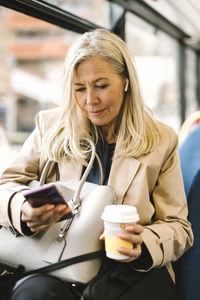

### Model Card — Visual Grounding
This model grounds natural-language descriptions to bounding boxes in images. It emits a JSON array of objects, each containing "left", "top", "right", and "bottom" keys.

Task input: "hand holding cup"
[{"left": 101, "top": 205, "right": 143, "bottom": 261}]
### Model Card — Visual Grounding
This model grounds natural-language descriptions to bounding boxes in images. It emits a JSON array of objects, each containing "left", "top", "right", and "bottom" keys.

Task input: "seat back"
[{"left": 173, "top": 170, "right": 200, "bottom": 300}]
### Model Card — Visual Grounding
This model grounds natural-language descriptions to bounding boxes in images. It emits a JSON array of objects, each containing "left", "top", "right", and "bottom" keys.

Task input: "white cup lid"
[{"left": 101, "top": 205, "right": 139, "bottom": 223}]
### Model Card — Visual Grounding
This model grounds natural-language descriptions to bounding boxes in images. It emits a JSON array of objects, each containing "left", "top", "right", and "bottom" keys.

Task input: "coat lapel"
[
  {"left": 108, "top": 156, "right": 140, "bottom": 202},
  {"left": 58, "top": 159, "right": 82, "bottom": 181}
]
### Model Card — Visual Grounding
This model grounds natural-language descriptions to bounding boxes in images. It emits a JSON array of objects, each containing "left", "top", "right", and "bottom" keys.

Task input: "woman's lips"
[{"left": 89, "top": 108, "right": 105, "bottom": 116}]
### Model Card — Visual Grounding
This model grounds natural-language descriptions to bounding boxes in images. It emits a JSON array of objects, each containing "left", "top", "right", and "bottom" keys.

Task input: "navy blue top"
[{"left": 84, "top": 139, "right": 115, "bottom": 185}]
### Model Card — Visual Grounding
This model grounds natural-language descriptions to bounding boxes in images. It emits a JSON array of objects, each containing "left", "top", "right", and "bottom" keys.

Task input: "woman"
[{"left": 0, "top": 29, "right": 193, "bottom": 299}]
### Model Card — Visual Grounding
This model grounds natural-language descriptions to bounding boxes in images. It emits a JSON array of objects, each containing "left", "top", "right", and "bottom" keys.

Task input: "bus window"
[
  {"left": 0, "top": 8, "right": 78, "bottom": 145},
  {"left": 0, "top": 7, "right": 80, "bottom": 171},
  {"left": 126, "top": 12, "right": 180, "bottom": 132},
  {"left": 43, "top": 0, "right": 111, "bottom": 29}
]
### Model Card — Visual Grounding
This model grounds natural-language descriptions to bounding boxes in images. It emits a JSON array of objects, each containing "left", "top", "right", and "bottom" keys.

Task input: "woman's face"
[{"left": 73, "top": 56, "right": 125, "bottom": 142}]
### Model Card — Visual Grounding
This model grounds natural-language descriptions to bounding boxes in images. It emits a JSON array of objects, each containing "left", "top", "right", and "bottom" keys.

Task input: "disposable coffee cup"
[{"left": 101, "top": 205, "right": 140, "bottom": 260}]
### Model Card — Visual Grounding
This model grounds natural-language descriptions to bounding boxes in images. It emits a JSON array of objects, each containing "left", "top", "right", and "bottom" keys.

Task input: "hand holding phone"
[{"left": 23, "top": 183, "right": 74, "bottom": 220}]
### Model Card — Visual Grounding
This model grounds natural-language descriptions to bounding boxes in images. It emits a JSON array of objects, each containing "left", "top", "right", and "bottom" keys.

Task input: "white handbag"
[{"left": 0, "top": 139, "right": 116, "bottom": 283}]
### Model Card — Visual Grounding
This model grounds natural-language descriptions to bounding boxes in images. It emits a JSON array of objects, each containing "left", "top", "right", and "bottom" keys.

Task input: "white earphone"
[{"left": 124, "top": 78, "right": 129, "bottom": 92}]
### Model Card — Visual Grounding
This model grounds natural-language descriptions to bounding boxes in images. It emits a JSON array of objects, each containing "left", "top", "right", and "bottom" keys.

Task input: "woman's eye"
[
  {"left": 75, "top": 84, "right": 108, "bottom": 92},
  {"left": 75, "top": 87, "right": 86, "bottom": 92},
  {"left": 96, "top": 84, "right": 108, "bottom": 89}
]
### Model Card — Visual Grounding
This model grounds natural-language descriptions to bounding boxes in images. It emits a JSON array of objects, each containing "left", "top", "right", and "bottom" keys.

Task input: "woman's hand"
[
  {"left": 116, "top": 224, "right": 144, "bottom": 262},
  {"left": 100, "top": 224, "right": 144, "bottom": 263},
  {"left": 21, "top": 201, "right": 71, "bottom": 232}
]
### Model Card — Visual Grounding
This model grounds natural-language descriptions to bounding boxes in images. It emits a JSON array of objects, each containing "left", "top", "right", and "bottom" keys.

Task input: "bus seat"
[
  {"left": 178, "top": 126, "right": 200, "bottom": 197},
  {"left": 174, "top": 169, "right": 200, "bottom": 300}
]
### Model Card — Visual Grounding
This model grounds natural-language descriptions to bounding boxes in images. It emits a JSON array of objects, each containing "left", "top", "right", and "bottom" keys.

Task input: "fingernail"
[
  {"left": 56, "top": 205, "right": 67, "bottom": 211},
  {"left": 46, "top": 205, "right": 54, "bottom": 210},
  {"left": 99, "top": 233, "right": 105, "bottom": 240}
]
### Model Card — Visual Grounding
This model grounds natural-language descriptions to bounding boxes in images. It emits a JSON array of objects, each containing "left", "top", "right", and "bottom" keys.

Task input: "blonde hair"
[{"left": 45, "top": 29, "right": 160, "bottom": 163}]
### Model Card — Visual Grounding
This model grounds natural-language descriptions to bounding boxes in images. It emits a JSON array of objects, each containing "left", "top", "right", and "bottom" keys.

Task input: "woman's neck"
[{"left": 100, "top": 129, "right": 116, "bottom": 144}]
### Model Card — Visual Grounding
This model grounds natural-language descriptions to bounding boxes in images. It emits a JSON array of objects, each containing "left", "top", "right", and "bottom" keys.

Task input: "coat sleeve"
[
  {"left": 0, "top": 111, "right": 44, "bottom": 234},
  {"left": 140, "top": 127, "right": 193, "bottom": 270}
]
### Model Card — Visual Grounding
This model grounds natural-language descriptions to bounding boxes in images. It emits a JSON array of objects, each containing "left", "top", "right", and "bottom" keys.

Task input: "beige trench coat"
[{"left": 0, "top": 108, "right": 193, "bottom": 280}]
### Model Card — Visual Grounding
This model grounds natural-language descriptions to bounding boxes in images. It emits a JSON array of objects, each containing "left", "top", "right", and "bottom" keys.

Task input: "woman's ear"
[{"left": 124, "top": 78, "right": 129, "bottom": 92}]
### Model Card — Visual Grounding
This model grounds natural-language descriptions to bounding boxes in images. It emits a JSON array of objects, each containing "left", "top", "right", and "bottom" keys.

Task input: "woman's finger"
[
  {"left": 117, "top": 225, "right": 143, "bottom": 245},
  {"left": 115, "top": 224, "right": 144, "bottom": 262},
  {"left": 21, "top": 201, "right": 54, "bottom": 221},
  {"left": 21, "top": 202, "right": 70, "bottom": 231},
  {"left": 26, "top": 206, "right": 66, "bottom": 227},
  {"left": 125, "top": 224, "right": 144, "bottom": 234},
  {"left": 116, "top": 244, "right": 142, "bottom": 262}
]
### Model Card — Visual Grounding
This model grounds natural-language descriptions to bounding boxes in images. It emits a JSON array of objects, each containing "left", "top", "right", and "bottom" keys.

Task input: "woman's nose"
[{"left": 86, "top": 89, "right": 98, "bottom": 105}]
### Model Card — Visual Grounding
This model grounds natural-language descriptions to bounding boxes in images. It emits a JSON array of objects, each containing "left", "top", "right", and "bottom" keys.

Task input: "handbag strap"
[
  {"left": 39, "top": 160, "right": 55, "bottom": 186},
  {"left": 23, "top": 250, "right": 105, "bottom": 276},
  {"left": 73, "top": 139, "right": 101, "bottom": 207},
  {"left": 40, "top": 139, "right": 103, "bottom": 207}
]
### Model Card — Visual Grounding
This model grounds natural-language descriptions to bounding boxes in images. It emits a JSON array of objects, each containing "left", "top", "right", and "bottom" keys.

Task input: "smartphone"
[{"left": 23, "top": 183, "right": 74, "bottom": 219}]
